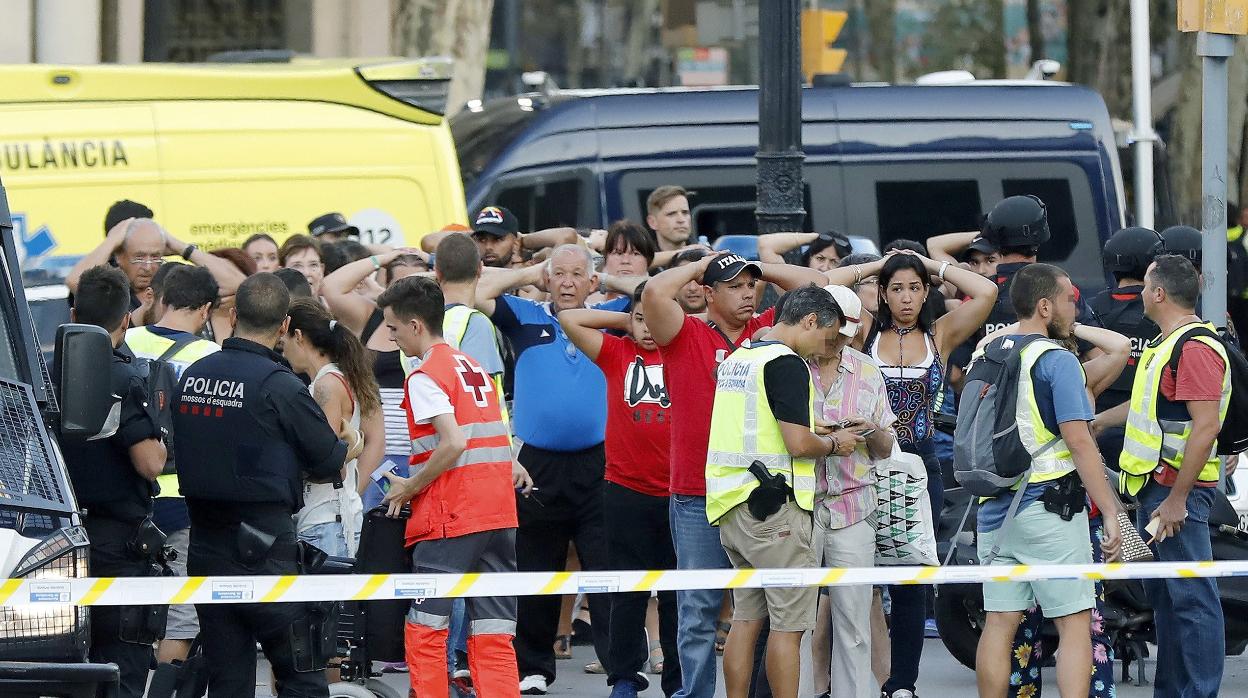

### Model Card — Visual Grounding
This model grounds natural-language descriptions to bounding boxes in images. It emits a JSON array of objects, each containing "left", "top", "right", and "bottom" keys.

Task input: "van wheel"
[{"left": 933, "top": 583, "right": 984, "bottom": 671}]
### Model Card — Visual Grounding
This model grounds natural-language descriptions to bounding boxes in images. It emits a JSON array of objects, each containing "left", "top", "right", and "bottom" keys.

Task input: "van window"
[
  {"left": 495, "top": 178, "right": 583, "bottom": 231},
  {"left": 1002, "top": 178, "right": 1077, "bottom": 260},
  {"left": 875, "top": 180, "right": 982, "bottom": 247}
]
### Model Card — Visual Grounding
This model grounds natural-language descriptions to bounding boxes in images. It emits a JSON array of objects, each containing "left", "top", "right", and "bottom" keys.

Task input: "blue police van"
[{"left": 451, "top": 81, "right": 1126, "bottom": 292}]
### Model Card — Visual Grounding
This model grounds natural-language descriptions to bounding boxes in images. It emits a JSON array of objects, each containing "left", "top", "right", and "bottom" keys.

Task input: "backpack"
[
  {"left": 1165, "top": 326, "right": 1248, "bottom": 455},
  {"left": 953, "top": 334, "right": 1062, "bottom": 498},
  {"left": 136, "top": 336, "right": 197, "bottom": 475}
]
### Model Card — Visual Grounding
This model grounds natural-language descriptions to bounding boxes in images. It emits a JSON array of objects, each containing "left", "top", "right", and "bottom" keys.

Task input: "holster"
[
  {"left": 118, "top": 517, "right": 171, "bottom": 645},
  {"left": 126, "top": 517, "right": 168, "bottom": 561},
  {"left": 1040, "top": 474, "right": 1087, "bottom": 521},
  {"left": 745, "top": 460, "right": 793, "bottom": 521}
]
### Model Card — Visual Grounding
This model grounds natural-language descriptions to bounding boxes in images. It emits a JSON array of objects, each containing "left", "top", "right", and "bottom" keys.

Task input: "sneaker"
[
  {"left": 924, "top": 618, "right": 940, "bottom": 638},
  {"left": 609, "top": 676, "right": 643, "bottom": 698},
  {"left": 882, "top": 690, "right": 917, "bottom": 698},
  {"left": 380, "top": 661, "right": 408, "bottom": 673},
  {"left": 452, "top": 667, "right": 472, "bottom": 682},
  {"left": 520, "top": 674, "right": 548, "bottom": 695}
]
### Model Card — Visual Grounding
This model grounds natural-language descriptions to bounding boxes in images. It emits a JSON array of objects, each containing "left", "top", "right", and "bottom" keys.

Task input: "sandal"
[
  {"left": 584, "top": 659, "right": 606, "bottom": 674},
  {"left": 715, "top": 621, "right": 731, "bottom": 655},
  {"left": 553, "top": 634, "right": 572, "bottom": 660},
  {"left": 647, "top": 639, "right": 664, "bottom": 674}
]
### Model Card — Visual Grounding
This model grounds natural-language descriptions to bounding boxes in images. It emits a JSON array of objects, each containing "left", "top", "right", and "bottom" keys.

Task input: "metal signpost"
[{"left": 1179, "top": 0, "right": 1247, "bottom": 324}]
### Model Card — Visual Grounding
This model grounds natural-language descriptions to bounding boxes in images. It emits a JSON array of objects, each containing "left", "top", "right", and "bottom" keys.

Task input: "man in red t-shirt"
[
  {"left": 560, "top": 282, "right": 678, "bottom": 698},
  {"left": 642, "top": 251, "right": 827, "bottom": 698},
  {"left": 1135, "top": 254, "right": 1230, "bottom": 696}
]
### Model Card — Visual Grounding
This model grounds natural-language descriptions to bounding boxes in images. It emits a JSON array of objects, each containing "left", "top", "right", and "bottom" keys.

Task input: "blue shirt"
[
  {"left": 978, "top": 342, "right": 1093, "bottom": 532},
  {"left": 491, "top": 294, "right": 630, "bottom": 451}
]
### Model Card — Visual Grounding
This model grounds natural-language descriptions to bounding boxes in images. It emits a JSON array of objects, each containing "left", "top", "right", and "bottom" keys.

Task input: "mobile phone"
[
  {"left": 1145, "top": 517, "right": 1161, "bottom": 539},
  {"left": 371, "top": 459, "right": 403, "bottom": 493}
]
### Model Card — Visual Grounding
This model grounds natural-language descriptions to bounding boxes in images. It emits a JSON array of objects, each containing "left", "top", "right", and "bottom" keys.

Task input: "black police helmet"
[
  {"left": 1103, "top": 226, "right": 1163, "bottom": 280},
  {"left": 1156, "top": 225, "right": 1202, "bottom": 268},
  {"left": 982, "top": 195, "right": 1050, "bottom": 248}
]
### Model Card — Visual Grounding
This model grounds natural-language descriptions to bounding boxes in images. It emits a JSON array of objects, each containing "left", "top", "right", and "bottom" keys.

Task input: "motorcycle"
[{"left": 933, "top": 478, "right": 1248, "bottom": 685}]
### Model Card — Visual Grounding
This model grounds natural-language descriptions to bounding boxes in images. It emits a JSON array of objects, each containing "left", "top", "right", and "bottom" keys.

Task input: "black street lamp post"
[{"left": 756, "top": 0, "right": 806, "bottom": 235}]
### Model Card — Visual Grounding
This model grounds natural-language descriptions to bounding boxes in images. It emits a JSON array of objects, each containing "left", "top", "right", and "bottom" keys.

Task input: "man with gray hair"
[
  {"left": 474, "top": 243, "right": 647, "bottom": 694},
  {"left": 705, "top": 284, "right": 854, "bottom": 698},
  {"left": 67, "top": 216, "right": 247, "bottom": 327}
]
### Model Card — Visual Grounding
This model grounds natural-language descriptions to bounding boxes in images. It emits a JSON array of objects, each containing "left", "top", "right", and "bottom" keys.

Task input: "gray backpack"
[{"left": 953, "top": 334, "right": 1061, "bottom": 498}]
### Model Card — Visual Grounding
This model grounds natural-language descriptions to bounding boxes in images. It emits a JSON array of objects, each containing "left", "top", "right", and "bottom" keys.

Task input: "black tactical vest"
[
  {"left": 172, "top": 343, "right": 304, "bottom": 508},
  {"left": 1088, "top": 285, "right": 1158, "bottom": 411}
]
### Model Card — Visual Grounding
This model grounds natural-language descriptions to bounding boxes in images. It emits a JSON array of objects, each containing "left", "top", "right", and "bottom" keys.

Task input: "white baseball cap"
[{"left": 823, "top": 284, "right": 863, "bottom": 338}]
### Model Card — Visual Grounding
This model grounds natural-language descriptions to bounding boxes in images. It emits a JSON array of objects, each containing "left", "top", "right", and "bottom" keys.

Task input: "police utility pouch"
[
  {"left": 237, "top": 521, "right": 277, "bottom": 565},
  {"left": 746, "top": 460, "right": 793, "bottom": 520},
  {"left": 289, "top": 601, "right": 340, "bottom": 672}
]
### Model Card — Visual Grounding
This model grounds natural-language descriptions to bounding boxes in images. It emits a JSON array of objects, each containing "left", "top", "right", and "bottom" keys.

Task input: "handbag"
[
  {"left": 874, "top": 442, "right": 939, "bottom": 566},
  {"left": 1115, "top": 509, "right": 1154, "bottom": 563}
]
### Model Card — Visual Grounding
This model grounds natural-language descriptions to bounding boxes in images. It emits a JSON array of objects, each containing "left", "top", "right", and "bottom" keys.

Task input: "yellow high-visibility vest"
[
  {"left": 705, "top": 341, "right": 817, "bottom": 525},
  {"left": 1015, "top": 339, "right": 1080, "bottom": 485},
  {"left": 123, "top": 326, "right": 221, "bottom": 498},
  {"left": 1121, "top": 322, "right": 1230, "bottom": 495},
  {"left": 440, "top": 304, "right": 510, "bottom": 429}
]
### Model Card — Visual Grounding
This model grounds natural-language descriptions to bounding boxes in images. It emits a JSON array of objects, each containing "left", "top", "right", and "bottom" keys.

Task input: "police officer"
[
  {"left": 63, "top": 266, "right": 169, "bottom": 698},
  {"left": 979, "top": 195, "right": 1100, "bottom": 340},
  {"left": 1088, "top": 227, "right": 1164, "bottom": 469},
  {"left": 173, "top": 273, "right": 346, "bottom": 698}
]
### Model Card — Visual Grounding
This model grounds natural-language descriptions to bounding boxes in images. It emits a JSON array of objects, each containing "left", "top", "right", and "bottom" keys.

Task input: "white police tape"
[{"left": 1, "top": 560, "right": 1244, "bottom": 607}]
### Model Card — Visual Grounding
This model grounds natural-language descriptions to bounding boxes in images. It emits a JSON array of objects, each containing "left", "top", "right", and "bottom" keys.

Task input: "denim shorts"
[
  {"left": 298, "top": 521, "right": 354, "bottom": 558},
  {"left": 977, "top": 503, "right": 1094, "bottom": 619}
]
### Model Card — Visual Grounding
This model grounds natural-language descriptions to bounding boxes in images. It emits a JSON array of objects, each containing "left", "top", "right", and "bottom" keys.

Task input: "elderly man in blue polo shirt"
[{"left": 476, "top": 243, "right": 647, "bottom": 695}]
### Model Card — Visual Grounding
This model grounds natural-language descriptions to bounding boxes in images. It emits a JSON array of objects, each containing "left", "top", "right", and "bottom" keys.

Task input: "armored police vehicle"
[
  {"left": 0, "top": 179, "right": 118, "bottom": 696},
  {"left": 453, "top": 79, "right": 1128, "bottom": 293}
]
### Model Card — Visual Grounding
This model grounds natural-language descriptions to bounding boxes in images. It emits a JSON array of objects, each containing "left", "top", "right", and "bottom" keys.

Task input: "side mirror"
[{"left": 54, "top": 324, "right": 114, "bottom": 438}]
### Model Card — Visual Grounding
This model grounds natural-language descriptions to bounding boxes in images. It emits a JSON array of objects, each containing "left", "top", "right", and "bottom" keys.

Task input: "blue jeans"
[
  {"left": 883, "top": 439, "right": 943, "bottom": 694},
  {"left": 448, "top": 599, "right": 468, "bottom": 666},
  {"left": 670, "top": 494, "right": 732, "bottom": 698},
  {"left": 1137, "top": 482, "right": 1224, "bottom": 698}
]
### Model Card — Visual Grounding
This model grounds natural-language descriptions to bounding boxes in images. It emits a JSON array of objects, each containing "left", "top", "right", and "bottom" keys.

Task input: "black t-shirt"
[
  {"left": 762, "top": 353, "right": 811, "bottom": 427},
  {"left": 61, "top": 350, "right": 160, "bottom": 523}
]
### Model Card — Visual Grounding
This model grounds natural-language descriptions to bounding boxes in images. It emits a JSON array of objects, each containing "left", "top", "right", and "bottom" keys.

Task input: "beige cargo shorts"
[{"left": 719, "top": 501, "right": 819, "bottom": 632}]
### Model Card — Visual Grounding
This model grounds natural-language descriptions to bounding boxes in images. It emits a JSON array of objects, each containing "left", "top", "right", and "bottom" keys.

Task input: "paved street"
[{"left": 255, "top": 636, "right": 1248, "bottom": 696}]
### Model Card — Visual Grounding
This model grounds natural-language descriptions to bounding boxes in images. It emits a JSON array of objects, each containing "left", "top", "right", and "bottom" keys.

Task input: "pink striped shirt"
[{"left": 810, "top": 347, "right": 895, "bottom": 530}]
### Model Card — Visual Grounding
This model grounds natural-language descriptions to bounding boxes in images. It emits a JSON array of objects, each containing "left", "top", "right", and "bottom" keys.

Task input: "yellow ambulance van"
[{"left": 0, "top": 58, "right": 467, "bottom": 270}]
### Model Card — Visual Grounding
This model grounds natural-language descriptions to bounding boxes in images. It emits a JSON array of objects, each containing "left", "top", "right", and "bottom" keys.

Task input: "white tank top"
[{"left": 295, "top": 364, "right": 364, "bottom": 553}]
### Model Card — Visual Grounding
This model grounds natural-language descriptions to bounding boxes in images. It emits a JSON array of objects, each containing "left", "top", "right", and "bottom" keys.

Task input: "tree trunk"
[
  {"left": 392, "top": 0, "right": 495, "bottom": 114},
  {"left": 1066, "top": 0, "right": 1132, "bottom": 118},
  {"left": 865, "top": 0, "right": 895, "bottom": 82},
  {"left": 1166, "top": 33, "right": 1248, "bottom": 222},
  {"left": 1026, "top": 0, "right": 1044, "bottom": 62},
  {"left": 986, "top": 0, "right": 1007, "bottom": 78}
]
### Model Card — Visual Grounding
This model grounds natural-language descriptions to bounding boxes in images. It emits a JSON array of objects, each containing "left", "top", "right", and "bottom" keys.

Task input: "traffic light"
[{"left": 801, "top": 9, "right": 848, "bottom": 82}]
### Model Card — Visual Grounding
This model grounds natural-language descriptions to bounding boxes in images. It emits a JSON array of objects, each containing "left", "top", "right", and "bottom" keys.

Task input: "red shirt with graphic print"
[
  {"left": 595, "top": 334, "right": 671, "bottom": 497},
  {"left": 659, "top": 308, "right": 776, "bottom": 496}
]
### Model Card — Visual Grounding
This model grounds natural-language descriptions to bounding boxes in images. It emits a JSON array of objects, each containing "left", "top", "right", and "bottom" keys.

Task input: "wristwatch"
[{"left": 181, "top": 244, "right": 197, "bottom": 261}]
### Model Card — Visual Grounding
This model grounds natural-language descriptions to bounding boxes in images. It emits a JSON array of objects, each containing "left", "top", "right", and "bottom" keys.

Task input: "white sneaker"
[
  {"left": 520, "top": 674, "right": 549, "bottom": 695},
  {"left": 452, "top": 667, "right": 471, "bottom": 681},
  {"left": 885, "top": 690, "right": 916, "bottom": 698}
]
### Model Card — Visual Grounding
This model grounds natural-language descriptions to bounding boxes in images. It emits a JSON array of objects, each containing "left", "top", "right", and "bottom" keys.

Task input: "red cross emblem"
[{"left": 453, "top": 355, "right": 493, "bottom": 407}]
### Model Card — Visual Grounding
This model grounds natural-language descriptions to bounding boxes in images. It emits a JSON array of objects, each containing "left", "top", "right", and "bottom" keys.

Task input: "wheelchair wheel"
[{"left": 328, "top": 679, "right": 403, "bottom": 698}]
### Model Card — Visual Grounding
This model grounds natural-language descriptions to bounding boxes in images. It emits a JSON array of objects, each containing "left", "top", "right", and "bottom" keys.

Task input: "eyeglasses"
[{"left": 128, "top": 256, "right": 165, "bottom": 267}]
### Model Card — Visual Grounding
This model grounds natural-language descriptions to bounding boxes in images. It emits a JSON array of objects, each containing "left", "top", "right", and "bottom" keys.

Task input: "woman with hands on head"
[{"left": 824, "top": 248, "right": 997, "bottom": 698}]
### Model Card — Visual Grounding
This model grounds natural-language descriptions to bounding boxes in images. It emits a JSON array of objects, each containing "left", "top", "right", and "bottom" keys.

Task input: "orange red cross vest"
[{"left": 402, "top": 342, "right": 517, "bottom": 546}]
